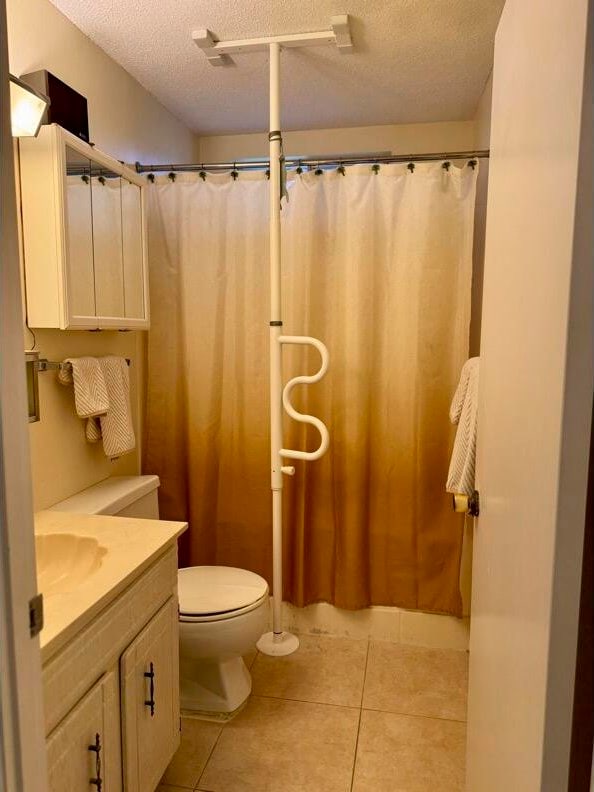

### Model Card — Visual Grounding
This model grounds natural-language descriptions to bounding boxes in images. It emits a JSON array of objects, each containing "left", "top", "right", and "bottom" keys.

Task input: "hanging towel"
[
  {"left": 58, "top": 357, "right": 109, "bottom": 440},
  {"left": 97, "top": 356, "right": 136, "bottom": 458},
  {"left": 86, "top": 416, "right": 102, "bottom": 444},
  {"left": 446, "top": 357, "right": 480, "bottom": 496}
]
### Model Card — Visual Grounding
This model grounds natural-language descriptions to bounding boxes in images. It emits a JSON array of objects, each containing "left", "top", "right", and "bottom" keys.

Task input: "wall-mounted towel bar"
[
  {"left": 25, "top": 354, "right": 132, "bottom": 422},
  {"left": 35, "top": 358, "right": 131, "bottom": 373}
]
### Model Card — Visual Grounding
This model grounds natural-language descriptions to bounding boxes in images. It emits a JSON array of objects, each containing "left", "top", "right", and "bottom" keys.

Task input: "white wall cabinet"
[
  {"left": 19, "top": 124, "right": 149, "bottom": 330},
  {"left": 43, "top": 547, "right": 180, "bottom": 792}
]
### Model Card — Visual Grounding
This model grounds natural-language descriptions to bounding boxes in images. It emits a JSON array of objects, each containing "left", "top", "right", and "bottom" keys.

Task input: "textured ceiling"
[{"left": 49, "top": 0, "right": 505, "bottom": 135}]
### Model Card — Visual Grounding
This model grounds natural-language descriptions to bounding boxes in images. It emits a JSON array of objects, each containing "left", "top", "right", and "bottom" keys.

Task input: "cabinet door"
[
  {"left": 121, "top": 597, "right": 180, "bottom": 792},
  {"left": 121, "top": 178, "right": 146, "bottom": 320},
  {"left": 65, "top": 146, "right": 95, "bottom": 318},
  {"left": 91, "top": 170, "right": 125, "bottom": 318},
  {"left": 46, "top": 670, "right": 121, "bottom": 792}
]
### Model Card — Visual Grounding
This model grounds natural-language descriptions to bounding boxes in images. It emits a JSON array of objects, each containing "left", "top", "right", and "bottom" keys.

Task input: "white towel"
[
  {"left": 58, "top": 357, "right": 109, "bottom": 439},
  {"left": 96, "top": 356, "right": 136, "bottom": 458},
  {"left": 446, "top": 357, "right": 480, "bottom": 496}
]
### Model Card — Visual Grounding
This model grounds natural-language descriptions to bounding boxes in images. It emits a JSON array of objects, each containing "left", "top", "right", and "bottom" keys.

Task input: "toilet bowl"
[
  {"left": 50, "top": 476, "right": 269, "bottom": 716},
  {"left": 178, "top": 565, "right": 268, "bottom": 713}
]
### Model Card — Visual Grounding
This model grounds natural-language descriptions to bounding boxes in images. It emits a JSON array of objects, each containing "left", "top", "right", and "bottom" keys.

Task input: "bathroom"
[{"left": 0, "top": 0, "right": 592, "bottom": 790}]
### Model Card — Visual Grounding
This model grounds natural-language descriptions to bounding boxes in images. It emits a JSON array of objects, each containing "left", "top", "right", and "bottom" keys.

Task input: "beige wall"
[
  {"left": 199, "top": 120, "right": 475, "bottom": 161},
  {"left": 456, "top": 75, "right": 493, "bottom": 619},
  {"left": 470, "top": 74, "right": 493, "bottom": 356},
  {"left": 7, "top": 0, "right": 198, "bottom": 510},
  {"left": 474, "top": 73, "right": 494, "bottom": 150},
  {"left": 6, "top": 0, "right": 199, "bottom": 164}
]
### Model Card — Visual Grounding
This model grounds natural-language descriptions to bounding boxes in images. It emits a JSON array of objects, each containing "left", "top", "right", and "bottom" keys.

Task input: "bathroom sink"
[{"left": 35, "top": 533, "right": 107, "bottom": 596}]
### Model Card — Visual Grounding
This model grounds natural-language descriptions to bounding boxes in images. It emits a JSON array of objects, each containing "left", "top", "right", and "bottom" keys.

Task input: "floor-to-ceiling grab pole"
[
  {"left": 257, "top": 41, "right": 331, "bottom": 657},
  {"left": 192, "top": 18, "right": 351, "bottom": 659},
  {"left": 257, "top": 42, "right": 300, "bottom": 656}
]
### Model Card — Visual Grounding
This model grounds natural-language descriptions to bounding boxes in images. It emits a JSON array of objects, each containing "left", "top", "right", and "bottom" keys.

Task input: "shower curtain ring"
[{"left": 199, "top": 165, "right": 207, "bottom": 180}]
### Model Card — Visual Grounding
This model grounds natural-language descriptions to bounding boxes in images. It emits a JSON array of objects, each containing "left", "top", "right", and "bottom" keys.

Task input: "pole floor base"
[{"left": 256, "top": 631, "right": 300, "bottom": 656}]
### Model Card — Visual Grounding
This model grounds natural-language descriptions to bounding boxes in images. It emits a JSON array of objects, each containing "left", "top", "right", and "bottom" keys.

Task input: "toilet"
[{"left": 50, "top": 474, "right": 269, "bottom": 715}]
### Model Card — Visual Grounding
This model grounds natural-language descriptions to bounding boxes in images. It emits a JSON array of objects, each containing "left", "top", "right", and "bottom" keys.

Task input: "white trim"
[
  {"left": 277, "top": 601, "right": 470, "bottom": 651},
  {"left": 0, "top": 1, "right": 47, "bottom": 785}
]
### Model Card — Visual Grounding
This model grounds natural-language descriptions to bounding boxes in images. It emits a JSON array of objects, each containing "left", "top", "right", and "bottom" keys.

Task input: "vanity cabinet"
[
  {"left": 121, "top": 598, "right": 180, "bottom": 792},
  {"left": 19, "top": 124, "right": 149, "bottom": 330},
  {"left": 42, "top": 546, "right": 180, "bottom": 792},
  {"left": 46, "top": 672, "right": 121, "bottom": 792}
]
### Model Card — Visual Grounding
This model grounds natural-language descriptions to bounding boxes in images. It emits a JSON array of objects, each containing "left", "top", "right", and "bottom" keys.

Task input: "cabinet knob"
[
  {"left": 144, "top": 661, "right": 156, "bottom": 717},
  {"left": 88, "top": 732, "right": 103, "bottom": 791}
]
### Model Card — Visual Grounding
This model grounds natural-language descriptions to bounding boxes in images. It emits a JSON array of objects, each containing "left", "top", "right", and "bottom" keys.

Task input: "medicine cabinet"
[{"left": 19, "top": 124, "right": 149, "bottom": 330}]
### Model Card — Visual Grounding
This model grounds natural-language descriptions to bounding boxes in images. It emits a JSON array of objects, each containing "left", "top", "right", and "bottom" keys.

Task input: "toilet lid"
[{"left": 178, "top": 566, "right": 269, "bottom": 616}]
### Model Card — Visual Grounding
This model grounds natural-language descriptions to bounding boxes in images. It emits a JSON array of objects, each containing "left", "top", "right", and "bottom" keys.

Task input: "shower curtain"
[{"left": 144, "top": 163, "right": 477, "bottom": 616}]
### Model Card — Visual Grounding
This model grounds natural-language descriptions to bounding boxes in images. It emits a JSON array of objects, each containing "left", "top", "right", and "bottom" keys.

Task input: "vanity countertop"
[{"left": 35, "top": 510, "right": 187, "bottom": 662}]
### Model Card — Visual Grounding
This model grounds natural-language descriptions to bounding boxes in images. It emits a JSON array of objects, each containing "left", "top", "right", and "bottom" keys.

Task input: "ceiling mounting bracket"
[{"left": 192, "top": 14, "right": 354, "bottom": 66}]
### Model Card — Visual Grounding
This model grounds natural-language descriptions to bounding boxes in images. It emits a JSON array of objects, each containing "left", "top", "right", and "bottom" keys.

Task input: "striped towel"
[
  {"left": 446, "top": 357, "right": 480, "bottom": 496},
  {"left": 96, "top": 356, "right": 136, "bottom": 458},
  {"left": 58, "top": 357, "right": 109, "bottom": 439}
]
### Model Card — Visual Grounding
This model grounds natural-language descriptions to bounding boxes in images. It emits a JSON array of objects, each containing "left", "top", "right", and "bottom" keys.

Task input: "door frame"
[
  {"left": 466, "top": 0, "right": 593, "bottom": 788},
  {"left": 0, "top": 1, "right": 48, "bottom": 788},
  {"left": 567, "top": 12, "right": 594, "bottom": 781}
]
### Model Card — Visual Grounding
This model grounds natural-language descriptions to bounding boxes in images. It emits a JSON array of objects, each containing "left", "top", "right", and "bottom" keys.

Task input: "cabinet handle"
[
  {"left": 88, "top": 732, "right": 102, "bottom": 791},
  {"left": 144, "top": 661, "right": 155, "bottom": 717}
]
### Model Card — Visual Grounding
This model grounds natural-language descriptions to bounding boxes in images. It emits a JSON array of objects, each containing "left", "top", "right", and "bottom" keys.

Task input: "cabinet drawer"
[
  {"left": 121, "top": 596, "right": 180, "bottom": 792},
  {"left": 46, "top": 671, "right": 121, "bottom": 792}
]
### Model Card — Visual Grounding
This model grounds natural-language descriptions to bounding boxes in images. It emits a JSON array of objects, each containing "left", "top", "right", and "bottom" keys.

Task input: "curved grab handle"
[{"left": 279, "top": 335, "right": 329, "bottom": 461}]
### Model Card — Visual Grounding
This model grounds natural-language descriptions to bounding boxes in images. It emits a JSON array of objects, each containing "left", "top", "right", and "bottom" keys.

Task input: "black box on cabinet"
[{"left": 19, "top": 70, "right": 89, "bottom": 143}]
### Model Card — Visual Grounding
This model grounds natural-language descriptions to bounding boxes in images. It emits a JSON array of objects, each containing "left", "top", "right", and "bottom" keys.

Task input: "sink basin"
[{"left": 36, "top": 533, "right": 107, "bottom": 596}]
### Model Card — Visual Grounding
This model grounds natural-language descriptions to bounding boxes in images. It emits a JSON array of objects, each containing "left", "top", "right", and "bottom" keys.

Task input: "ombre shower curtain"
[{"left": 144, "top": 163, "right": 477, "bottom": 615}]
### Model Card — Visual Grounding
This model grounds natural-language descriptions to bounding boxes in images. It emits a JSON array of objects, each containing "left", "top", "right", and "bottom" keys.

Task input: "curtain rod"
[{"left": 134, "top": 150, "right": 490, "bottom": 174}]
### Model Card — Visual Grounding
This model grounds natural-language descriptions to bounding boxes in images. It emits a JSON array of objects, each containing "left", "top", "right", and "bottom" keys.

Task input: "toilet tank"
[{"left": 49, "top": 475, "right": 160, "bottom": 519}]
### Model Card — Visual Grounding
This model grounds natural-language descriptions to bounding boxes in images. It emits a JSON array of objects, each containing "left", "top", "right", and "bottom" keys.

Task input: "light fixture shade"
[{"left": 9, "top": 74, "right": 50, "bottom": 137}]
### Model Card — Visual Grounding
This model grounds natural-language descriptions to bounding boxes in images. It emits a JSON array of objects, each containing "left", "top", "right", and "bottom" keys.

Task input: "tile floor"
[{"left": 158, "top": 635, "right": 468, "bottom": 792}]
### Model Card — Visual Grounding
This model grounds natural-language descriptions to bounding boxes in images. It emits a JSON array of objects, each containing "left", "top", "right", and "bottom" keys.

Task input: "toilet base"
[
  {"left": 181, "top": 695, "right": 249, "bottom": 724},
  {"left": 180, "top": 655, "right": 252, "bottom": 714}
]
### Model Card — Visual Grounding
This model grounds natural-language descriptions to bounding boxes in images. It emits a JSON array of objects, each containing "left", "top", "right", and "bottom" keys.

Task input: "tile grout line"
[
  {"left": 361, "top": 705, "right": 468, "bottom": 724},
  {"left": 192, "top": 651, "right": 259, "bottom": 791},
  {"left": 360, "top": 638, "right": 371, "bottom": 708},
  {"left": 349, "top": 639, "right": 370, "bottom": 792},
  {"left": 252, "top": 692, "right": 362, "bottom": 710},
  {"left": 193, "top": 720, "right": 226, "bottom": 792},
  {"left": 349, "top": 709, "right": 363, "bottom": 792}
]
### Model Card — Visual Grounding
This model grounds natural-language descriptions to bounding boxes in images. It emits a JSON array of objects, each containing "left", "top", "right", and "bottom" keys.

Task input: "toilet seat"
[{"left": 178, "top": 566, "right": 269, "bottom": 623}]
